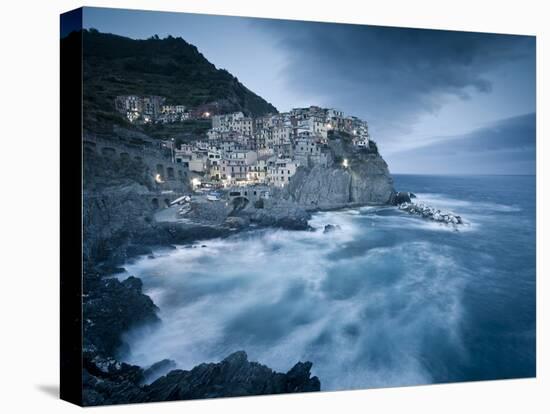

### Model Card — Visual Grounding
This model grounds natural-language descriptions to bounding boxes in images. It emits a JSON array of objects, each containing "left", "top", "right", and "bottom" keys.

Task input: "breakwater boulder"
[{"left": 398, "top": 202, "right": 464, "bottom": 226}]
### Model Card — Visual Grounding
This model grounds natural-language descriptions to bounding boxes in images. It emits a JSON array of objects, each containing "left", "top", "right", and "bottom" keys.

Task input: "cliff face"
[
  {"left": 285, "top": 136, "right": 395, "bottom": 209},
  {"left": 83, "top": 184, "right": 155, "bottom": 267}
]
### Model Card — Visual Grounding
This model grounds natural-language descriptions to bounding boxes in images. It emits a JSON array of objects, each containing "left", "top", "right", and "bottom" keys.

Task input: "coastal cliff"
[{"left": 286, "top": 135, "right": 395, "bottom": 209}]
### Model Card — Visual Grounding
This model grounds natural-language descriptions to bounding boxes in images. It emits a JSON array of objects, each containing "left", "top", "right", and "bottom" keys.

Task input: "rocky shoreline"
[
  {"left": 82, "top": 265, "right": 321, "bottom": 405},
  {"left": 82, "top": 188, "right": 325, "bottom": 405},
  {"left": 80, "top": 132, "right": 410, "bottom": 405}
]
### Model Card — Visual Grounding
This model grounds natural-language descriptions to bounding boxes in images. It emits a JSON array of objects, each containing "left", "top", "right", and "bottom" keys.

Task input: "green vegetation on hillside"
[
  {"left": 142, "top": 120, "right": 212, "bottom": 141},
  {"left": 74, "top": 29, "right": 278, "bottom": 136}
]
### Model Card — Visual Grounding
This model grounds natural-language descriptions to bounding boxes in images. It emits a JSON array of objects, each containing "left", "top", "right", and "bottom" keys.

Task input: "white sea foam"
[
  {"left": 415, "top": 193, "right": 521, "bottom": 213},
  {"left": 120, "top": 208, "right": 470, "bottom": 389}
]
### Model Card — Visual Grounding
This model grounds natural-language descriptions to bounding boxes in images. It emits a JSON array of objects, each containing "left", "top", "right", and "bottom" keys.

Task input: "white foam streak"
[{"left": 119, "top": 201, "right": 475, "bottom": 390}]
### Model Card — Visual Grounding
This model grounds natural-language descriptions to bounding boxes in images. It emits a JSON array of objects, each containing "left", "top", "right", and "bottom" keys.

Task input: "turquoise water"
[{"left": 121, "top": 175, "right": 536, "bottom": 390}]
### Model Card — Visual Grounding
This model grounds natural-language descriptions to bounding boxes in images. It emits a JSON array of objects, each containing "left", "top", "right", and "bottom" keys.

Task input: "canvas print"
[{"left": 60, "top": 6, "right": 536, "bottom": 406}]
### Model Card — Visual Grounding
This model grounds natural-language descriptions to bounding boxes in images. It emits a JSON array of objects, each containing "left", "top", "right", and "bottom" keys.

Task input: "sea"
[{"left": 118, "top": 174, "right": 536, "bottom": 390}]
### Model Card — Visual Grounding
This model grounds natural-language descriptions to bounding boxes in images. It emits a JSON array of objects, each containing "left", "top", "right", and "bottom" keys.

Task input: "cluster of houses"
[
  {"left": 115, "top": 95, "right": 216, "bottom": 124},
  {"left": 170, "top": 105, "right": 371, "bottom": 189},
  {"left": 109, "top": 96, "right": 373, "bottom": 194}
]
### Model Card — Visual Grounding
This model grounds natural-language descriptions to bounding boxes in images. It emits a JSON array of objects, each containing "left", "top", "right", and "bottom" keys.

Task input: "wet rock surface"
[
  {"left": 398, "top": 202, "right": 464, "bottom": 227},
  {"left": 323, "top": 224, "right": 341, "bottom": 234},
  {"left": 82, "top": 351, "right": 319, "bottom": 406},
  {"left": 144, "top": 351, "right": 320, "bottom": 402},
  {"left": 143, "top": 359, "right": 177, "bottom": 384},
  {"left": 242, "top": 199, "right": 311, "bottom": 230},
  {"left": 390, "top": 191, "right": 413, "bottom": 205},
  {"left": 83, "top": 273, "right": 160, "bottom": 357}
]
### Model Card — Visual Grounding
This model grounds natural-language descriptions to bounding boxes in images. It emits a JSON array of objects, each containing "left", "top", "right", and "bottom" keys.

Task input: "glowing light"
[
  {"left": 342, "top": 159, "right": 349, "bottom": 168},
  {"left": 155, "top": 174, "right": 164, "bottom": 183},
  {"left": 204, "top": 112, "right": 211, "bottom": 117},
  {"left": 191, "top": 178, "right": 201, "bottom": 189}
]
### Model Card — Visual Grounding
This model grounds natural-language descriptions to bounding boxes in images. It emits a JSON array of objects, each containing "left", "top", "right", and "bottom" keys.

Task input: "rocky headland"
[{"left": 285, "top": 138, "right": 396, "bottom": 209}]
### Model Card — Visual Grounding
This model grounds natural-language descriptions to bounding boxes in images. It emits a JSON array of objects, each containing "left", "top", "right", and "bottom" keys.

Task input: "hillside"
[{"left": 73, "top": 29, "right": 278, "bottom": 136}]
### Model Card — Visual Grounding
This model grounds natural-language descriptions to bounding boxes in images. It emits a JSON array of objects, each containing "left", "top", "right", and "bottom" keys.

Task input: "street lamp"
[
  {"left": 191, "top": 177, "right": 201, "bottom": 190},
  {"left": 171, "top": 137, "right": 175, "bottom": 163}
]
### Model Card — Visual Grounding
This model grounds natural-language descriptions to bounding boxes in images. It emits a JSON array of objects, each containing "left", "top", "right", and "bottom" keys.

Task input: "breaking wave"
[
  {"left": 117, "top": 175, "right": 536, "bottom": 388},
  {"left": 120, "top": 206, "right": 472, "bottom": 389}
]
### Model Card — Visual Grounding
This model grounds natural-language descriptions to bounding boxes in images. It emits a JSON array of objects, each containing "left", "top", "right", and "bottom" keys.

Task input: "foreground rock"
[
  {"left": 398, "top": 202, "right": 464, "bottom": 226},
  {"left": 242, "top": 199, "right": 311, "bottom": 230},
  {"left": 83, "top": 351, "right": 320, "bottom": 405},
  {"left": 145, "top": 351, "right": 320, "bottom": 402},
  {"left": 323, "top": 224, "right": 341, "bottom": 234},
  {"left": 83, "top": 273, "right": 160, "bottom": 357},
  {"left": 143, "top": 359, "right": 177, "bottom": 384},
  {"left": 83, "top": 356, "right": 148, "bottom": 405},
  {"left": 390, "top": 191, "right": 414, "bottom": 205}
]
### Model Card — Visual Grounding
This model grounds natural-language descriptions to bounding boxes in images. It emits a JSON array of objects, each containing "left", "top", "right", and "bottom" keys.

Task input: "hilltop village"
[{"left": 110, "top": 95, "right": 371, "bottom": 196}]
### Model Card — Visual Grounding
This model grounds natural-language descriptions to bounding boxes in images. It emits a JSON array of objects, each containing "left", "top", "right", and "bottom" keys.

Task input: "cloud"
[
  {"left": 386, "top": 113, "right": 536, "bottom": 174},
  {"left": 257, "top": 20, "right": 535, "bottom": 136}
]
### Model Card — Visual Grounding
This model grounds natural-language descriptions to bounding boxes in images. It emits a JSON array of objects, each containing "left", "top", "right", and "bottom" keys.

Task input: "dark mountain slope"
[{"left": 75, "top": 29, "right": 277, "bottom": 134}]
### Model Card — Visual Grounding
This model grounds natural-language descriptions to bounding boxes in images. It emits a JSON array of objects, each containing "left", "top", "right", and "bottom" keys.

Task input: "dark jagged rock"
[
  {"left": 390, "top": 191, "right": 413, "bottom": 205},
  {"left": 243, "top": 200, "right": 312, "bottom": 230},
  {"left": 284, "top": 361, "right": 320, "bottom": 393},
  {"left": 83, "top": 273, "right": 160, "bottom": 357},
  {"left": 224, "top": 216, "right": 249, "bottom": 229},
  {"left": 83, "top": 356, "right": 147, "bottom": 406},
  {"left": 144, "top": 351, "right": 320, "bottom": 402},
  {"left": 323, "top": 224, "right": 341, "bottom": 234},
  {"left": 82, "top": 351, "right": 320, "bottom": 406},
  {"left": 143, "top": 359, "right": 177, "bottom": 384}
]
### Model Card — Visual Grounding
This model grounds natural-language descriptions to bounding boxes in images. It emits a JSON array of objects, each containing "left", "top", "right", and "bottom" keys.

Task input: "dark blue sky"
[{"left": 83, "top": 7, "right": 536, "bottom": 174}]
